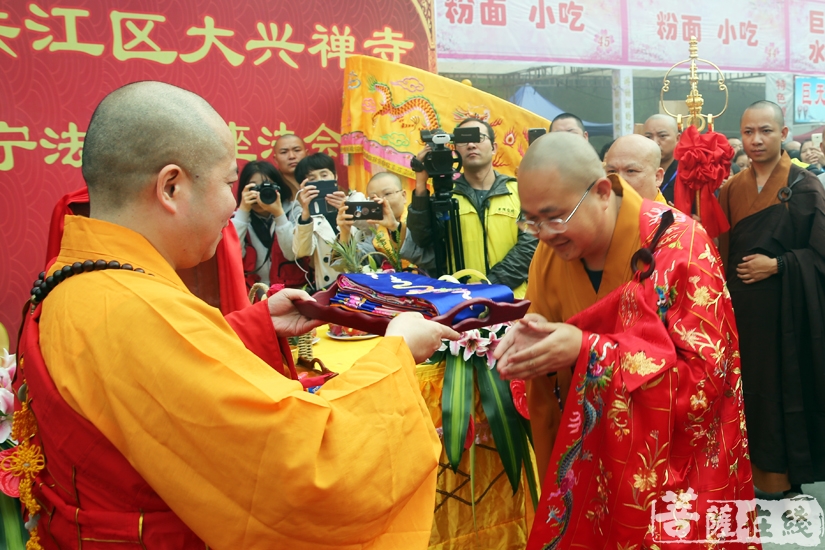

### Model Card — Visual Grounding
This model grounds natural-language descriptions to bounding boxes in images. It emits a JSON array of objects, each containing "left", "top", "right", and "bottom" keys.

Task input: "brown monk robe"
[{"left": 720, "top": 150, "right": 825, "bottom": 494}]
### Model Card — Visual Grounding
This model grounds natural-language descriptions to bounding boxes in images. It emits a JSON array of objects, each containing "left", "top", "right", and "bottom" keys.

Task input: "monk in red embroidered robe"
[
  {"left": 15, "top": 81, "right": 457, "bottom": 549},
  {"left": 496, "top": 133, "right": 757, "bottom": 549}
]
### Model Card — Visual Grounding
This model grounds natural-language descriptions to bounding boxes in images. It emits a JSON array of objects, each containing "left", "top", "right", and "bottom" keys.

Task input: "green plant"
[{"left": 427, "top": 325, "right": 538, "bottom": 510}]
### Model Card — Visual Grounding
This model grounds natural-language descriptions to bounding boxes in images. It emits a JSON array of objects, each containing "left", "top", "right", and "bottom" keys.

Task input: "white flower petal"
[
  {"left": 0, "top": 388, "right": 14, "bottom": 417},
  {"left": 0, "top": 419, "right": 12, "bottom": 444}
]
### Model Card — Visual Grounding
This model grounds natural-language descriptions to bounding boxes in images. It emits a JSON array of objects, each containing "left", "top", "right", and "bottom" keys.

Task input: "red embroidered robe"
[{"left": 528, "top": 202, "right": 758, "bottom": 549}]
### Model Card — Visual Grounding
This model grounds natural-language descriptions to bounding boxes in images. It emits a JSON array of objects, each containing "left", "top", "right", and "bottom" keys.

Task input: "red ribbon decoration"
[{"left": 673, "top": 125, "right": 734, "bottom": 239}]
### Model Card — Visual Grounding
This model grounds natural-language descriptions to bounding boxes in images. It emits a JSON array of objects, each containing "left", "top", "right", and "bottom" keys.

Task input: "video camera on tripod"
[
  {"left": 411, "top": 126, "right": 480, "bottom": 199},
  {"left": 409, "top": 126, "right": 481, "bottom": 277}
]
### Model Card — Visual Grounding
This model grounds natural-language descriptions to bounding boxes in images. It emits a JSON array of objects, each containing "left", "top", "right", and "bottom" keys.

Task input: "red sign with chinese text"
[{"left": 0, "top": 0, "right": 434, "bottom": 347}]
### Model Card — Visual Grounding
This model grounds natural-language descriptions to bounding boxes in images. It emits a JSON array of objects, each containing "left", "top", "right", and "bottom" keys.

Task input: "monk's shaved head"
[
  {"left": 644, "top": 113, "right": 679, "bottom": 134},
  {"left": 608, "top": 134, "right": 661, "bottom": 169},
  {"left": 743, "top": 100, "right": 784, "bottom": 128},
  {"left": 273, "top": 134, "right": 307, "bottom": 179},
  {"left": 604, "top": 135, "right": 663, "bottom": 200},
  {"left": 643, "top": 114, "right": 680, "bottom": 166},
  {"left": 368, "top": 171, "right": 403, "bottom": 190},
  {"left": 82, "top": 81, "right": 229, "bottom": 210},
  {"left": 274, "top": 133, "right": 305, "bottom": 150},
  {"left": 518, "top": 132, "right": 619, "bottom": 268},
  {"left": 520, "top": 132, "right": 604, "bottom": 190}
]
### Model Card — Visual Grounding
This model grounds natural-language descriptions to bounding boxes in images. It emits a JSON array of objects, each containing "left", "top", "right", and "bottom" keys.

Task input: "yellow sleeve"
[
  {"left": 41, "top": 273, "right": 440, "bottom": 549},
  {"left": 655, "top": 190, "right": 668, "bottom": 204}
]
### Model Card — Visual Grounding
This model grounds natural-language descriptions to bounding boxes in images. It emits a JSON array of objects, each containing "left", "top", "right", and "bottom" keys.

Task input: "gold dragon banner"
[{"left": 341, "top": 55, "right": 550, "bottom": 194}]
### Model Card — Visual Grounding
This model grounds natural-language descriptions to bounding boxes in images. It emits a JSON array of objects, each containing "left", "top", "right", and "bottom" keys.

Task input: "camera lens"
[{"left": 257, "top": 182, "right": 278, "bottom": 204}]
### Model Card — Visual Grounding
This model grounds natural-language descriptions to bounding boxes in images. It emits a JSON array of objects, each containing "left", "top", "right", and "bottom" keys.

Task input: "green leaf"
[
  {"left": 474, "top": 357, "right": 523, "bottom": 494},
  {"left": 520, "top": 414, "right": 534, "bottom": 448},
  {"left": 425, "top": 349, "right": 446, "bottom": 365},
  {"left": 442, "top": 354, "right": 474, "bottom": 471},
  {"left": 521, "top": 428, "right": 539, "bottom": 512},
  {"left": 0, "top": 493, "right": 27, "bottom": 549}
]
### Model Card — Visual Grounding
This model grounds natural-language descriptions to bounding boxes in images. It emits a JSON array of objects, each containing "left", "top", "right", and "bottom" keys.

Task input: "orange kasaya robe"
[
  {"left": 21, "top": 215, "right": 440, "bottom": 549},
  {"left": 525, "top": 179, "right": 756, "bottom": 548},
  {"left": 654, "top": 189, "right": 668, "bottom": 204},
  {"left": 46, "top": 187, "right": 249, "bottom": 315}
]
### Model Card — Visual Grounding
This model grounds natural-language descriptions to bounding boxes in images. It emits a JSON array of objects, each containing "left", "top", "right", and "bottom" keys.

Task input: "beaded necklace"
[{"left": 30, "top": 260, "right": 144, "bottom": 305}]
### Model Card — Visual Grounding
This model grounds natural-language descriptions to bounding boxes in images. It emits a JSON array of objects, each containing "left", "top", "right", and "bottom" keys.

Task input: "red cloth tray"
[{"left": 294, "top": 282, "right": 531, "bottom": 335}]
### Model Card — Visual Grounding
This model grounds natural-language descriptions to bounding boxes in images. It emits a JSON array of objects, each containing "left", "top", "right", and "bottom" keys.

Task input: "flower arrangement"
[
  {"left": 0, "top": 349, "right": 28, "bottom": 547},
  {"left": 328, "top": 227, "right": 398, "bottom": 275},
  {"left": 427, "top": 323, "right": 538, "bottom": 509},
  {"left": 0, "top": 351, "right": 16, "bottom": 447}
]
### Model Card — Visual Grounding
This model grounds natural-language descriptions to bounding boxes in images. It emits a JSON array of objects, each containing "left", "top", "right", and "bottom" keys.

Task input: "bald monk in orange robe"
[{"left": 16, "top": 80, "right": 458, "bottom": 549}]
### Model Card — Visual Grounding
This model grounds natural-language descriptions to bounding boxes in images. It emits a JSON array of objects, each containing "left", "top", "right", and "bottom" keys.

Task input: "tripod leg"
[{"left": 449, "top": 198, "right": 465, "bottom": 273}]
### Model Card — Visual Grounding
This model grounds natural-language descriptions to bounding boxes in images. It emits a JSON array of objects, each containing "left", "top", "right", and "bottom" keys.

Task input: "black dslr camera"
[
  {"left": 411, "top": 126, "right": 480, "bottom": 199},
  {"left": 254, "top": 181, "right": 280, "bottom": 205}
]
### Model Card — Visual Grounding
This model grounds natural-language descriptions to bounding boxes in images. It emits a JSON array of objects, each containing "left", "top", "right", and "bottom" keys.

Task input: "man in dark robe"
[{"left": 720, "top": 100, "right": 825, "bottom": 496}]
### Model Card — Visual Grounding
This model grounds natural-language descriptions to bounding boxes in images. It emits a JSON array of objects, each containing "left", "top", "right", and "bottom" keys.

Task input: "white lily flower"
[{"left": 0, "top": 350, "right": 16, "bottom": 394}]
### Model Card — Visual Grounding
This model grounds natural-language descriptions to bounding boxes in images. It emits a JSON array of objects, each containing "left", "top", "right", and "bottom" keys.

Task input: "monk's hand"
[
  {"left": 266, "top": 288, "right": 325, "bottom": 337},
  {"left": 737, "top": 254, "right": 778, "bottom": 284},
  {"left": 493, "top": 313, "right": 548, "bottom": 365},
  {"left": 386, "top": 312, "right": 460, "bottom": 364},
  {"left": 496, "top": 320, "right": 582, "bottom": 380}
]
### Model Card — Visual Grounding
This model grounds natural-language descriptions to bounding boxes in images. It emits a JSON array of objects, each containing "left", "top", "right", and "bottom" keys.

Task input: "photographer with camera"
[
  {"left": 407, "top": 118, "right": 537, "bottom": 297},
  {"left": 232, "top": 160, "right": 309, "bottom": 288},
  {"left": 337, "top": 172, "right": 433, "bottom": 269}
]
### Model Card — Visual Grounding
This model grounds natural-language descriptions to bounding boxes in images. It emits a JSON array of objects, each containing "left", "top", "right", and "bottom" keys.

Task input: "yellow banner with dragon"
[{"left": 341, "top": 55, "right": 550, "bottom": 194}]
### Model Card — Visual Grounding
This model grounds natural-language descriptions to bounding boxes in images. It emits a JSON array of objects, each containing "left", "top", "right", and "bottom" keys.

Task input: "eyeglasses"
[
  {"left": 517, "top": 179, "right": 598, "bottom": 236},
  {"left": 455, "top": 134, "right": 491, "bottom": 147}
]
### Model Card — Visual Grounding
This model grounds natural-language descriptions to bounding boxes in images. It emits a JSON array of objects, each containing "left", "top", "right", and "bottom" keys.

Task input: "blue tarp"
[{"left": 510, "top": 84, "right": 614, "bottom": 137}]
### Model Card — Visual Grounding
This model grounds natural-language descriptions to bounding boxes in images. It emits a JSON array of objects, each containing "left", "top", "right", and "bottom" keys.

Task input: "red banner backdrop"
[{"left": 0, "top": 0, "right": 435, "bottom": 347}]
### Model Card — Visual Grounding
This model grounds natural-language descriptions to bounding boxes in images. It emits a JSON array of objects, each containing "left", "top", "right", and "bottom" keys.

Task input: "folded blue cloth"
[{"left": 330, "top": 272, "right": 514, "bottom": 322}]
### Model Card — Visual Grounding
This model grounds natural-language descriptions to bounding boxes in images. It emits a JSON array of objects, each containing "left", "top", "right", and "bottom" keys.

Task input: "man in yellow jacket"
[{"left": 407, "top": 118, "right": 538, "bottom": 298}]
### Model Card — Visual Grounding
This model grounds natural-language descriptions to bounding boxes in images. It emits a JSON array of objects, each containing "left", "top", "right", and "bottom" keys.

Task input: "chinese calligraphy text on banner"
[
  {"left": 437, "top": 0, "right": 623, "bottom": 64},
  {"left": 794, "top": 76, "right": 825, "bottom": 123},
  {"left": 766, "top": 73, "right": 795, "bottom": 120},
  {"left": 341, "top": 55, "right": 549, "bottom": 193},
  {"left": 0, "top": 0, "right": 434, "bottom": 347},
  {"left": 789, "top": 0, "right": 825, "bottom": 73},
  {"left": 626, "top": 0, "right": 785, "bottom": 70},
  {"left": 437, "top": 0, "right": 825, "bottom": 75}
]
